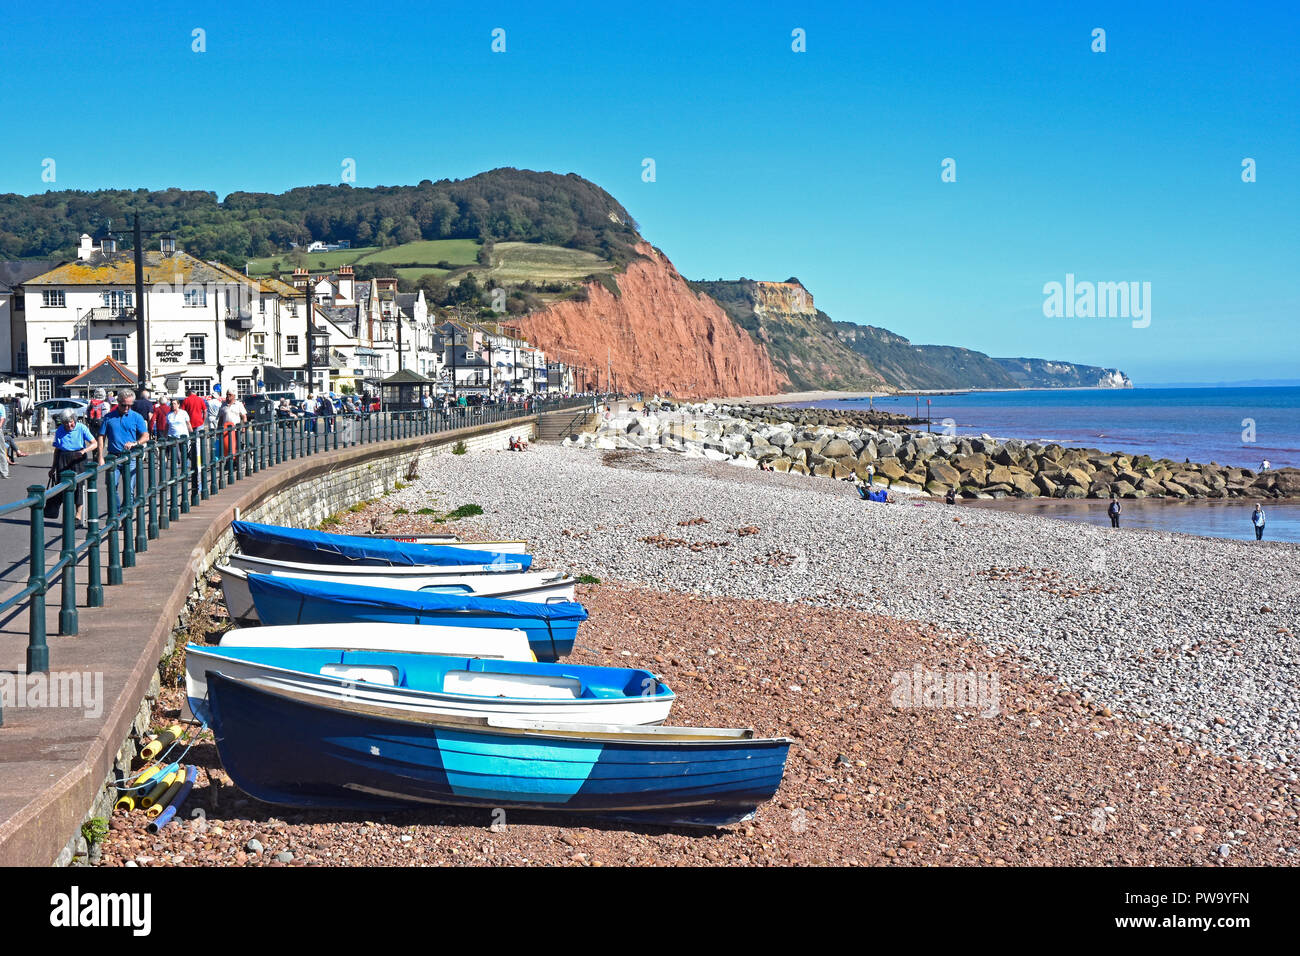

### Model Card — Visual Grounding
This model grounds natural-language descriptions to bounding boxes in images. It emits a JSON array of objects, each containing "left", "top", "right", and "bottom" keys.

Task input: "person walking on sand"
[
  {"left": 1252, "top": 504, "right": 1266, "bottom": 541},
  {"left": 1108, "top": 495, "right": 1121, "bottom": 529}
]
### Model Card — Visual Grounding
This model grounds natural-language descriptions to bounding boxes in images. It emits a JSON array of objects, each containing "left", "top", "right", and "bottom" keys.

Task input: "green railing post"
[
  {"left": 119, "top": 456, "right": 136, "bottom": 569},
  {"left": 135, "top": 447, "right": 148, "bottom": 554},
  {"left": 156, "top": 441, "right": 170, "bottom": 531},
  {"left": 167, "top": 439, "right": 180, "bottom": 523},
  {"left": 181, "top": 437, "right": 193, "bottom": 514},
  {"left": 58, "top": 469, "right": 78, "bottom": 636},
  {"left": 106, "top": 461, "right": 123, "bottom": 583},
  {"left": 145, "top": 443, "right": 158, "bottom": 541},
  {"left": 26, "top": 485, "right": 49, "bottom": 673},
  {"left": 243, "top": 423, "right": 253, "bottom": 478},
  {"left": 86, "top": 466, "right": 103, "bottom": 606}
]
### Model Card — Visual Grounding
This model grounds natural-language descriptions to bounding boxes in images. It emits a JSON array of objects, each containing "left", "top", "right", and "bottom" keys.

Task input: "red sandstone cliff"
[{"left": 516, "top": 243, "right": 788, "bottom": 398}]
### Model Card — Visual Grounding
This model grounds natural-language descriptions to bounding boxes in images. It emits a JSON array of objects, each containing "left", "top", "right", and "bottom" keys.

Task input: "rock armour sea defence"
[
  {"left": 517, "top": 244, "right": 787, "bottom": 399},
  {"left": 571, "top": 402, "right": 1300, "bottom": 500}
]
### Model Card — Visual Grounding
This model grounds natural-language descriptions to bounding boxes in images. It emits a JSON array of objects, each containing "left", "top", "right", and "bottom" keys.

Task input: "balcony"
[{"left": 88, "top": 307, "right": 136, "bottom": 323}]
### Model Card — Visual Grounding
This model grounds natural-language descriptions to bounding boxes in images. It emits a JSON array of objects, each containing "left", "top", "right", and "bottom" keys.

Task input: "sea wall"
[
  {"left": 570, "top": 402, "right": 1300, "bottom": 500},
  {"left": 7, "top": 419, "right": 532, "bottom": 868}
]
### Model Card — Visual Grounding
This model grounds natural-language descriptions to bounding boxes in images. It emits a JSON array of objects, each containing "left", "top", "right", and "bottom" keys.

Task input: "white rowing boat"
[
  {"left": 218, "top": 564, "right": 576, "bottom": 625},
  {"left": 217, "top": 623, "right": 535, "bottom": 660}
]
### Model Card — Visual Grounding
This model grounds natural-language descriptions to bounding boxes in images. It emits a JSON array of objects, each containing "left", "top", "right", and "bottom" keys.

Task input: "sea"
[{"left": 793, "top": 386, "right": 1300, "bottom": 543}]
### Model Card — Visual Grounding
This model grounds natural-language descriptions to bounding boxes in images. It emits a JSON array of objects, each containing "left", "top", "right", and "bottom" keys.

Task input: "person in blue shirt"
[
  {"left": 1252, "top": 505, "right": 1266, "bottom": 541},
  {"left": 52, "top": 409, "right": 102, "bottom": 527},
  {"left": 97, "top": 388, "right": 150, "bottom": 516}
]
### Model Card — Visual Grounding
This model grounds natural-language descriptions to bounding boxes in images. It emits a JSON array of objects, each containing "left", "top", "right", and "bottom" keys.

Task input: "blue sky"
[{"left": 1, "top": 0, "right": 1296, "bottom": 384}]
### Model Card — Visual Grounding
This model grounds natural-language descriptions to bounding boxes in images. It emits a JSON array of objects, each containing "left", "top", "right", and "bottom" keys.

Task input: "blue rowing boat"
[
  {"left": 205, "top": 671, "right": 790, "bottom": 828},
  {"left": 231, "top": 521, "right": 532, "bottom": 571},
  {"left": 186, "top": 645, "right": 675, "bottom": 725},
  {"left": 245, "top": 573, "right": 586, "bottom": 661}
]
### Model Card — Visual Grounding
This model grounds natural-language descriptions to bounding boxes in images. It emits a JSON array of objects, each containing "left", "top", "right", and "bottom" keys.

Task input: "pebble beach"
[{"left": 99, "top": 441, "right": 1300, "bottom": 867}]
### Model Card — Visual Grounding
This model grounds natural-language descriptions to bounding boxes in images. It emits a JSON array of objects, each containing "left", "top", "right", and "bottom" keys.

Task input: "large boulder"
[
  {"left": 821, "top": 438, "right": 855, "bottom": 460},
  {"left": 987, "top": 463, "right": 1014, "bottom": 487},
  {"left": 927, "top": 460, "right": 962, "bottom": 487},
  {"left": 876, "top": 458, "right": 907, "bottom": 482},
  {"left": 1010, "top": 473, "right": 1038, "bottom": 496}
]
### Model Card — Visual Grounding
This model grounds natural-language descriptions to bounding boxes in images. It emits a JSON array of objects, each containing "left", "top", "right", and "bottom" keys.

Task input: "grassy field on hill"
[
  {"left": 245, "top": 238, "right": 482, "bottom": 277},
  {"left": 245, "top": 239, "right": 611, "bottom": 289}
]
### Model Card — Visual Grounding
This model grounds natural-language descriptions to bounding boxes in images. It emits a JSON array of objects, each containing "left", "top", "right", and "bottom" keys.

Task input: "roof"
[
  {"left": 0, "top": 260, "right": 63, "bottom": 292},
  {"left": 381, "top": 368, "right": 433, "bottom": 385},
  {"left": 22, "top": 251, "right": 262, "bottom": 289},
  {"left": 64, "top": 356, "right": 138, "bottom": 388},
  {"left": 258, "top": 276, "right": 303, "bottom": 298},
  {"left": 261, "top": 365, "right": 296, "bottom": 388}
]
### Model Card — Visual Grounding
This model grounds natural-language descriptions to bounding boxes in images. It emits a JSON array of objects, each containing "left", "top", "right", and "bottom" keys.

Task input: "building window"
[
  {"left": 37, "top": 379, "right": 52, "bottom": 402},
  {"left": 286, "top": 335, "right": 300, "bottom": 355},
  {"left": 50, "top": 339, "right": 66, "bottom": 364},
  {"left": 184, "top": 288, "right": 207, "bottom": 307},
  {"left": 102, "top": 291, "right": 133, "bottom": 313},
  {"left": 42, "top": 290, "right": 65, "bottom": 308},
  {"left": 16, "top": 343, "right": 28, "bottom": 374},
  {"left": 258, "top": 296, "right": 266, "bottom": 314},
  {"left": 109, "top": 336, "right": 127, "bottom": 363},
  {"left": 189, "top": 334, "right": 206, "bottom": 363},
  {"left": 235, "top": 378, "right": 253, "bottom": 398},
  {"left": 252, "top": 333, "right": 266, "bottom": 354},
  {"left": 183, "top": 378, "right": 211, "bottom": 396}
]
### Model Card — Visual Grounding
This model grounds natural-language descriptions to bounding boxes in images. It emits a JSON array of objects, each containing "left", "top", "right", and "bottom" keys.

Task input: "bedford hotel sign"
[{"left": 154, "top": 343, "right": 184, "bottom": 364}]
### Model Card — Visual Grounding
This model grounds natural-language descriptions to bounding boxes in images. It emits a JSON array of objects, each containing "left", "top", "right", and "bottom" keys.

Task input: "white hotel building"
[{"left": 19, "top": 235, "right": 315, "bottom": 400}]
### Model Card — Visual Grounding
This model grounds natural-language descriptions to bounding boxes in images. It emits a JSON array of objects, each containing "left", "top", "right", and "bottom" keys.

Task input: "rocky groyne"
[{"left": 569, "top": 402, "right": 1300, "bottom": 500}]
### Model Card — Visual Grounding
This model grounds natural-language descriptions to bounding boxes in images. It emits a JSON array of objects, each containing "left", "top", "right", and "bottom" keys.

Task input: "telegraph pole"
[{"left": 133, "top": 215, "right": 147, "bottom": 389}]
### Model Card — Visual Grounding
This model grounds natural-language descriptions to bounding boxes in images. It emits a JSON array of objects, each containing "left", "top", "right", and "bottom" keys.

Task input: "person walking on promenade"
[
  {"left": 134, "top": 385, "right": 155, "bottom": 426},
  {"left": 87, "top": 389, "right": 107, "bottom": 436},
  {"left": 1252, "top": 505, "right": 1266, "bottom": 541},
  {"left": 16, "top": 390, "right": 34, "bottom": 436},
  {"left": 51, "top": 408, "right": 101, "bottom": 527},
  {"left": 97, "top": 388, "right": 149, "bottom": 515},
  {"left": 147, "top": 392, "right": 172, "bottom": 436},
  {"left": 219, "top": 390, "right": 247, "bottom": 463},
  {"left": 1108, "top": 495, "right": 1122, "bottom": 529},
  {"left": 0, "top": 400, "right": 9, "bottom": 480},
  {"left": 181, "top": 388, "right": 208, "bottom": 497}
]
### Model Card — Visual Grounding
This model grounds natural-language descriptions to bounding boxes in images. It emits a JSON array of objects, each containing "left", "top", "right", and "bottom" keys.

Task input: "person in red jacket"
[{"left": 148, "top": 393, "right": 172, "bottom": 436}]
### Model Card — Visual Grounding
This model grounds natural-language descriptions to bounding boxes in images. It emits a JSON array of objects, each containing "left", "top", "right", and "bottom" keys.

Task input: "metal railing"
[{"left": 0, "top": 394, "right": 594, "bottom": 726}]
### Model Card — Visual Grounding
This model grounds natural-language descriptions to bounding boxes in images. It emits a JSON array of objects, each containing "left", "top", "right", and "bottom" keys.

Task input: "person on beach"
[
  {"left": 1261, "top": 460, "right": 1271, "bottom": 472},
  {"left": 945, "top": 487, "right": 957, "bottom": 505},
  {"left": 866, "top": 463, "right": 875, "bottom": 487},
  {"left": 1252, "top": 505, "right": 1266, "bottom": 540},
  {"left": 1108, "top": 496, "right": 1121, "bottom": 528},
  {"left": 52, "top": 408, "right": 101, "bottom": 527}
]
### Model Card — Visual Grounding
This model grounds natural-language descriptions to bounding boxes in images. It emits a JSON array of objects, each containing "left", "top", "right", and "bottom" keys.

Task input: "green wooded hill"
[{"left": 0, "top": 168, "right": 642, "bottom": 269}]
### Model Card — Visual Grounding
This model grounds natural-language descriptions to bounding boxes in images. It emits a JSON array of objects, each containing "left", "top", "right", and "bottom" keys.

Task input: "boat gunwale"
[
  {"left": 187, "top": 646, "right": 675, "bottom": 705},
  {"left": 214, "top": 673, "right": 789, "bottom": 746}
]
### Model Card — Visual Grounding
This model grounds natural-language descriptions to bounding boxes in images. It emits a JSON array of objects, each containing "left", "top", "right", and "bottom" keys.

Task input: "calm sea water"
[
  {"left": 798, "top": 386, "right": 1300, "bottom": 470},
  {"left": 795, "top": 386, "right": 1300, "bottom": 543}
]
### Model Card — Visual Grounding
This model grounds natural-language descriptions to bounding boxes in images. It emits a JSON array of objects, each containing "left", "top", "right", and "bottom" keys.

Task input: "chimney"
[
  {"left": 292, "top": 267, "right": 308, "bottom": 290},
  {"left": 160, "top": 235, "right": 176, "bottom": 255},
  {"left": 99, "top": 237, "right": 117, "bottom": 255},
  {"left": 77, "top": 234, "right": 94, "bottom": 261},
  {"left": 338, "top": 265, "right": 354, "bottom": 303}
]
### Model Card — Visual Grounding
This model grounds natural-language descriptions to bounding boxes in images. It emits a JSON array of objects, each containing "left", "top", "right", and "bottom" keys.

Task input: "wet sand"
[{"left": 965, "top": 496, "right": 1300, "bottom": 544}]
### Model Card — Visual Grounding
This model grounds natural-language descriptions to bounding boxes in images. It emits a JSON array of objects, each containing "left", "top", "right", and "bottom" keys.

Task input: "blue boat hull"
[
  {"left": 248, "top": 585, "right": 579, "bottom": 661},
  {"left": 206, "top": 672, "right": 790, "bottom": 828}
]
